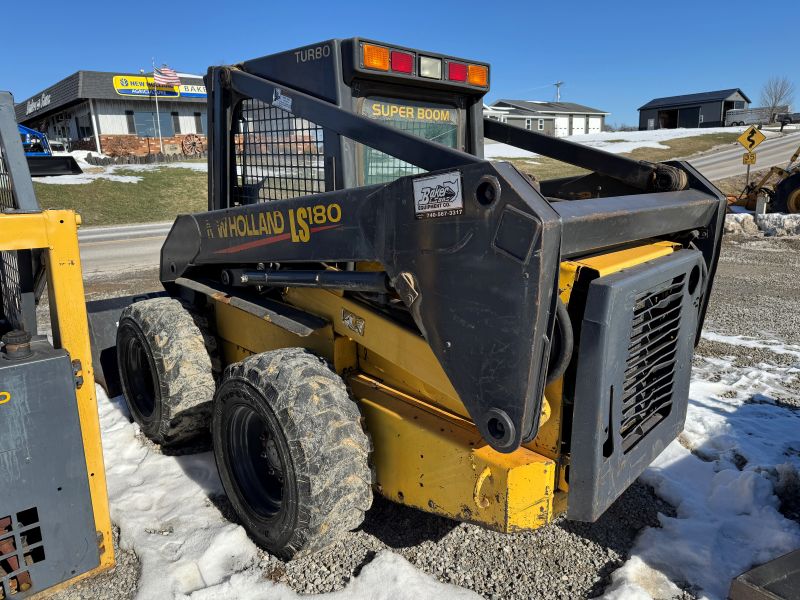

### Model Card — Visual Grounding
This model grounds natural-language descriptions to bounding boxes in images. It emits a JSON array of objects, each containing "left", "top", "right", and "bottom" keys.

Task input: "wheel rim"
[
  {"left": 121, "top": 332, "right": 157, "bottom": 418},
  {"left": 226, "top": 403, "right": 285, "bottom": 519},
  {"left": 787, "top": 188, "right": 800, "bottom": 214}
]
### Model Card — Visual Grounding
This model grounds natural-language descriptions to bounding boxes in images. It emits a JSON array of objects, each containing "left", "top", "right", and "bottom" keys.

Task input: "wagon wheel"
[{"left": 182, "top": 134, "right": 204, "bottom": 156}]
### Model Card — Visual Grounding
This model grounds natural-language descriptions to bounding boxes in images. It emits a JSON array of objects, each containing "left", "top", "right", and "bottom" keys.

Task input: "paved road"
[
  {"left": 688, "top": 131, "right": 800, "bottom": 180},
  {"left": 79, "top": 222, "right": 168, "bottom": 276}
]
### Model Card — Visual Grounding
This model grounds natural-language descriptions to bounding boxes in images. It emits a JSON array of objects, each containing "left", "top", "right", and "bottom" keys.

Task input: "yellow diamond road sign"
[{"left": 737, "top": 126, "right": 766, "bottom": 152}]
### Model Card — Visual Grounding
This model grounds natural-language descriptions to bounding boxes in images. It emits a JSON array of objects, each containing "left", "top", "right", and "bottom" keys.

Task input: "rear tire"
[
  {"left": 212, "top": 348, "right": 372, "bottom": 559},
  {"left": 116, "top": 298, "right": 215, "bottom": 445},
  {"left": 772, "top": 173, "right": 800, "bottom": 214}
]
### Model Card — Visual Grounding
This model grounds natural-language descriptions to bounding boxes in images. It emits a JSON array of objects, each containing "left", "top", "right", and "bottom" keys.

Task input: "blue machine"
[
  {"left": 18, "top": 124, "right": 53, "bottom": 156},
  {"left": 17, "top": 124, "right": 82, "bottom": 176}
]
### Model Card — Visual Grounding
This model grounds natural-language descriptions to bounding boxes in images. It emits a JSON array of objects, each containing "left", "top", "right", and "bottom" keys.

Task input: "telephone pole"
[{"left": 553, "top": 81, "right": 564, "bottom": 102}]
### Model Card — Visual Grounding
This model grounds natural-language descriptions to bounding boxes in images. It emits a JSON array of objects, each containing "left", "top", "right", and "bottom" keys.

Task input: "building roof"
[
  {"left": 492, "top": 99, "right": 609, "bottom": 115},
  {"left": 638, "top": 88, "right": 751, "bottom": 111},
  {"left": 16, "top": 70, "right": 206, "bottom": 123}
]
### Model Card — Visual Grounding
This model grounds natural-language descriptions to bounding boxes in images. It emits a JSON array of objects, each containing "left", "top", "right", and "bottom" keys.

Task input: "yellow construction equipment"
[
  {"left": 88, "top": 39, "right": 727, "bottom": 560},
  {"left": 0, "top": 91, "right": 113, "bottom": 598},
  {"left": 735, "top": 144, "right": 800, "bottom": 213}
]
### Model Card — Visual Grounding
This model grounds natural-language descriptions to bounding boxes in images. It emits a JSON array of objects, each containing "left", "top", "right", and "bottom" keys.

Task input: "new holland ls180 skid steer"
[{"left": 90, "top": 38, "right": 727, "bottom": 559}]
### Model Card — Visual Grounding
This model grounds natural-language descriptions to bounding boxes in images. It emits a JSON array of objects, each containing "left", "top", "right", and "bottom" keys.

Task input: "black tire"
[
  {"left": 212, "top": 348, "right": 372, "bottom": 559},
  {"left": 116, "top": 298, "right": 215, "bottom": 445},
  {"left": 772, "top": 173, "right": 800, "bottom": 214}
]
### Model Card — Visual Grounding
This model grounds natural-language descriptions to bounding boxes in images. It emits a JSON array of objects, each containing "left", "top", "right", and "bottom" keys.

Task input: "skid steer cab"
[{"left": 89, "top": 38, "right": 726, "bottom": 559}]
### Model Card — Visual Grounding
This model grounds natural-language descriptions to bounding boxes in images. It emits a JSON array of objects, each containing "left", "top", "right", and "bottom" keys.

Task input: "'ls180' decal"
[{"left": 210, "top": 202, "right": 343, "bottom": 254}]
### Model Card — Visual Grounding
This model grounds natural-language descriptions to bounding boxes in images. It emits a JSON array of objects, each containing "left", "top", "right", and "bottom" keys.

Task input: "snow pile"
[
  {"left": 755, "top": 213, "right": 800, "bottom": 236},
  {"left": 605, "top": 334, "right": 800, "bottom": 600},
  {"left": 32, "top": 161, "right": 207, "bottom": 185},
  {"left": 484, "top": 127, "right": 751, "bottom": 159},
  {"left": 184, "top": 551, "right": 480, "bottom": 600},
  {"left": 97, "top": 389, "right": 477, "bottom": 600},
  {"left": 98, "top": 392, "right": 259, "bottom": 597},
  {"left": 724, "top": 213, "right": 800, "bottom": 237},
  {"left": 724, "top": 213, "right": 761, "bottom": 236}
]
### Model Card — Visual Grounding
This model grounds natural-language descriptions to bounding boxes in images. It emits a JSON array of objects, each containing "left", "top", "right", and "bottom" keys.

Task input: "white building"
[
  {"left": 16, "top": 70, "right": 208, "bottom": 156},
  {"left": 484, "top": 99, "right": 609, "bottom": 137}
]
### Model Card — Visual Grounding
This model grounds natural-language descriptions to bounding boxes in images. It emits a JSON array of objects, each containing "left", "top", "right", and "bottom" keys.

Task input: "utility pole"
[{"left": 553, "top": 81, "right": 564, "bottom": 102}]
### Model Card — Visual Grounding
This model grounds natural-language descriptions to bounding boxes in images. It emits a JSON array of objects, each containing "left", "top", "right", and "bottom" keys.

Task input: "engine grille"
[
  {"left": 620, "top": 275, "right": 686, "bottom": 452},
  {"left": 567, "top": 249, "right": 702, "bottom": 522}
]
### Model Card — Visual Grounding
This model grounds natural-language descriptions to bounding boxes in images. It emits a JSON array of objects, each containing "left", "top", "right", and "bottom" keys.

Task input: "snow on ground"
[
  {"left": 97, "top": 388, "right": 478, "bottom": 600},
  {"left": 604, "top": 332, "right": 800, "bottom": 600},
  {"left": 484, "top": 126, "right": 754, "bottom": 159},
  {"left": 32, "top": 156, "right": 207, "bottom": 185}
]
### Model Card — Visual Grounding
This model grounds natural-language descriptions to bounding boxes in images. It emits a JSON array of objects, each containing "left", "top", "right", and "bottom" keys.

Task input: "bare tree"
[{"left": 760, "top": 76, "right": 795, "bottom": 118}]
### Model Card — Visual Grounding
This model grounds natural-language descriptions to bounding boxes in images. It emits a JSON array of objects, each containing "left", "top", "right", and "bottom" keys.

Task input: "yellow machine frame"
[
  {"left": 0, "top": 210, "right": 114, "bottom": 592},
  {"left": 207, "top": 240, "right": 679, "bottom": 532}
]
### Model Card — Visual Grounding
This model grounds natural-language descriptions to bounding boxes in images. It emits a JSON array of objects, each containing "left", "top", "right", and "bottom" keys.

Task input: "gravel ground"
[
  {"left": 703, "top": 235, "right": 800, "bottom": 343},
  {"left": 42, "top": 232, "right": 799, "bottom": 600},
  {"left": 47, "top": 527, "right": 138, "bottom": 600},
  {"left": 246, "top": 483, "right": 683, "bottom": 600}
]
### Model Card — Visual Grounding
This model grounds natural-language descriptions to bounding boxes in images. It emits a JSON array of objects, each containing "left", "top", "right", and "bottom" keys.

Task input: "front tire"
[
  {"left": 116, "top": 298, "right": 215, "bottom": 445},
  {"left": 212, "top": 349, "right": 372, "bottom": 559}
]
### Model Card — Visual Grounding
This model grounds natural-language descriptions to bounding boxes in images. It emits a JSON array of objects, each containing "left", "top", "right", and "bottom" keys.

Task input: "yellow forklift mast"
[{"left": 0, "top": 92, "right": 113, "bottom": 598}]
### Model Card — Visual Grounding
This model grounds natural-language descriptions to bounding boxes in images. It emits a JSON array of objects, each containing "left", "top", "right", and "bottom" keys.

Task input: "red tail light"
[
  {"left": 391, "top": 51, "right": 414, "bottom": 74},
  {"left": 447, "top": 62, "right": 468, "bottom": 82}
]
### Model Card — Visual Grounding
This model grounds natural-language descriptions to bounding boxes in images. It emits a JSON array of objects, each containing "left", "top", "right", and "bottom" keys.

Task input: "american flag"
[{"left": 153, "top": 65, "right": 181, "bottom": 86}]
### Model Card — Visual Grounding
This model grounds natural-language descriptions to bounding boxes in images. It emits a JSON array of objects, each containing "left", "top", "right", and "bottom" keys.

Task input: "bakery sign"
[
  {"left": 26, "top": 92, "right": 52, "bottom": 115},
  {"left": 179, "top": 83, "right": 207, "bottom": 98}
]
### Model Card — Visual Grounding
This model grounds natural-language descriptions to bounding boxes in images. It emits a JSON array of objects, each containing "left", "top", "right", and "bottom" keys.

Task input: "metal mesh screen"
[
  {"left": 0, "top": 251, "right": 23, "bottom": 330},
  {"left": 0, "top": 145, "right": 14, "bottom": 210},
  {"left": 0, "top": 145, "right": 23, "bottom": 329},
  {"left": 233, "top": 99, "right": 326, "bottom": 203}
]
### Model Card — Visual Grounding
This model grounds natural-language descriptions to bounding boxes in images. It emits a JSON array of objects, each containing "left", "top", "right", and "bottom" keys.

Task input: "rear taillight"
[
  {"left": 447, "top": 62, "right": 468, "bottom": 82},
  {"left": 468, "top": 64, "right": 488, "bottom": 87},
  {"left": 362, "top": 43, "right": 389, "bottom": 71},
  {"left": 360, "top": 42, "right": 488, "bottom": 88},
  {"left": 391, "top": 51, "right": 414, "bottom": 74}
]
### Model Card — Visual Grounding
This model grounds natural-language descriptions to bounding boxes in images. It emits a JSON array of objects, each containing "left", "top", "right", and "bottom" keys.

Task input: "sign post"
[{"left": 737, "top": 126, "right": 766, "bottom": 187}]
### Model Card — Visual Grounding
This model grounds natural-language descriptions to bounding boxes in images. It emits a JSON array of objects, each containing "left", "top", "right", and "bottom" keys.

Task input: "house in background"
[
  {"left": 484, "top": 100, "right": 609, "bottom": 137},
  {"left": 638, "top": 89, "right": 751, "bottom": 130}
]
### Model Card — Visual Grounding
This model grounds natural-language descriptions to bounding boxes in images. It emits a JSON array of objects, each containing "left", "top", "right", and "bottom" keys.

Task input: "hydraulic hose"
[{"left": 546, "top": 297, "right": 574, "bottom": 387}]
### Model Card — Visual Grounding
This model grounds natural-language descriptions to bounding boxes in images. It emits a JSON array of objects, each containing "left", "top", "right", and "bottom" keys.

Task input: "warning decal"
[{"left": 412, "top": 171, "right": 464, "bottom": 219}]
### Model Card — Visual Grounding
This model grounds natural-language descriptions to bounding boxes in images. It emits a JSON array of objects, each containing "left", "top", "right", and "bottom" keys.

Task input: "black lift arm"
[{"left": 160, "top": 67, "right": 726, "bottom": 454}]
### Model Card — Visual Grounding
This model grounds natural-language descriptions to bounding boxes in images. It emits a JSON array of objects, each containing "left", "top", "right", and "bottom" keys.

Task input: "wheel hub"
[
  {"left": 787, "top": 187, "right": 800, "bottom": 214},
  {"left": 227, "top": 404, "right": 285, "bottom": 519}
]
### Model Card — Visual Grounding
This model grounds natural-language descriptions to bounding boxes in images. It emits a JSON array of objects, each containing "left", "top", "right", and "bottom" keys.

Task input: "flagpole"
[{"left": 152, "top": 58, "right": 164, "bottom": 153}]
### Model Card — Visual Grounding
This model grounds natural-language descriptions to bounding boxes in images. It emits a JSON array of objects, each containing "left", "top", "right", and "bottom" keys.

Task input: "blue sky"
[{"left": 0, "top": 0, "right": 793, "bottom": 125}]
